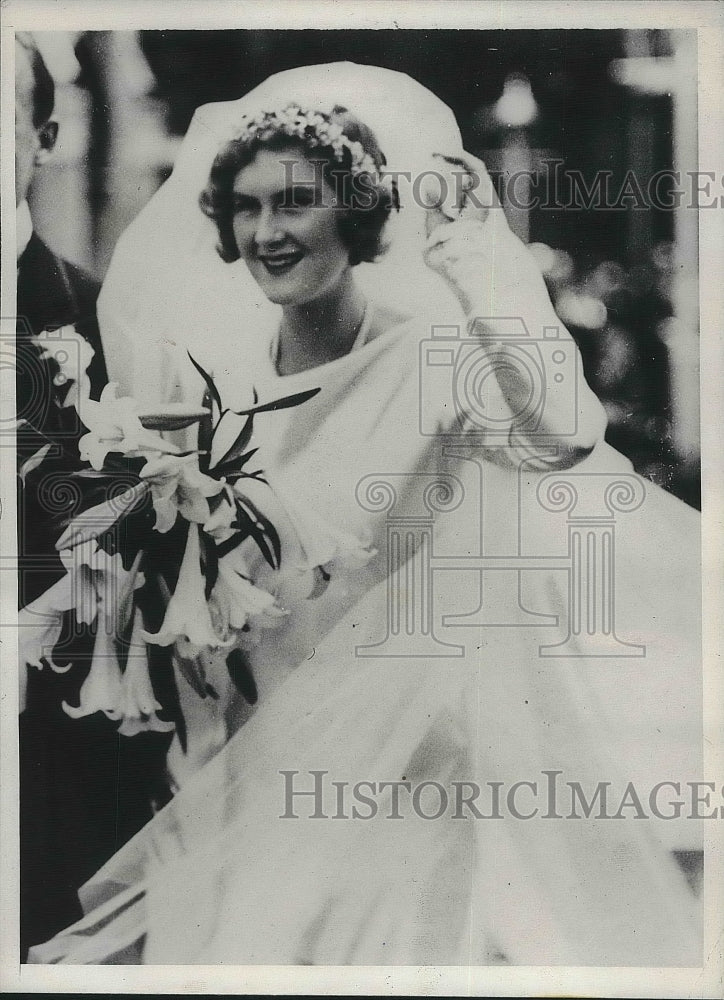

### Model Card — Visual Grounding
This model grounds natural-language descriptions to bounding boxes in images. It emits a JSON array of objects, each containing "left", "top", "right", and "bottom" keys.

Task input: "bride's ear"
[{"left": 35, "top": 119, "right": 58, "bottom": 166}]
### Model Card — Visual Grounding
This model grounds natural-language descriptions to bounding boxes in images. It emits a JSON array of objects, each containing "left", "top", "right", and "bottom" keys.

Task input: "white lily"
[
  {"left": 18, "top": 544, "right": 144, "bottom": 677},
  {"left": 117, "top": 609, "right": 175, "bottom": 737},
  {"left": 202, "top": 486, "right": 237, "bottom": 542},
  {"left": 210, "top": 548, "right": 287, "bottom": 644},
  {"left": 78, "top": 383, "right": 180, "bottom": 470},
  {"left": 140, "top": 453, "right": 224, "bottom": 533},
  {"left": 59, "top": 539, "right": 125, "bottom": 626},
  {"left": 54, "top": 483, "right": 150, "bottom": 552},
  {"left": 319, "top": 523, "right": 377, "bottom": 574},
  {"left": 173, "top": 635, "right": 215, "bottom": 698},
  {"left": 63, "top": 603, "right": 123, "bottom": 720},
  {"left": 33, "top": 324, "right": 94, "bottom": 409},
  {"left": 141, "top": 524, "right": 226, "bottom": 649},
  {"left": 18, "top": 575, "right": 75, "bottom": 673},
  {"left": 58, "top": 540, "right": 143, "bottom": 638},
  {"left": 265, "top": 475, "right": 377, "bottom": 575}
]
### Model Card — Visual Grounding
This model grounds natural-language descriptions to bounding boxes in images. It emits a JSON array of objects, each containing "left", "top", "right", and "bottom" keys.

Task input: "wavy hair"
[{"left": 199, "top": 105, "right": 398, "bottom": 266}]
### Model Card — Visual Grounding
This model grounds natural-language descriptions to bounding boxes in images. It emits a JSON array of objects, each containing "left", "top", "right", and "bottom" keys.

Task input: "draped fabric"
[
  {"left": 30, "top": 311, "right": 702, "bottom": 966},
  {"left": 28, "top": 61, "right": 702, "bottom": 966}
]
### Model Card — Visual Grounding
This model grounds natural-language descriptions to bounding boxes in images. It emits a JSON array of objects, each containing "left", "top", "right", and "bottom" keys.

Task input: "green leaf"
[
  {"left": 199, "top": 529, "right": 219, "bottom": 600},
  {"left": 73, "top": 469, "right": 115, "bottom": 479},
  {"left": 235, "top": 445, "right": 259, "bottom": 469},
  {"left": 234, "top": 494, "right": 281, "bottom": 570},
  {"left": 226, "top": 647, "right": 258, "bottom": 705},
  {"left": 19, "top": 443, "right": 51, "bottom": 482},
  {"left": 138, "top": 405, "right": 209, "bottom": 431},
  {"left": 213, "top": 447, "right": 259, "bottom": 479},
  {"left": 214, "top": 414, "right": 254, "bottom": 470},
  {"left": 197, "top": 405, "right": 214, "bottom": 475},
  {"left": 187, "top": 352, "right": 223, "bottom": 415},
  {"left": 214, "top": 528, "right": 250, "bottom": 560},
  {"left": 231, "top": 386, "right": 320, "bottom": 416}
]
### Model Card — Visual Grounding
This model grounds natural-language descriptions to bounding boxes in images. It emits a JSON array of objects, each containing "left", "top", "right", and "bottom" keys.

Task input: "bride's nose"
[{"left": 254, "top": 207, "right": 286, "bottom": 250}]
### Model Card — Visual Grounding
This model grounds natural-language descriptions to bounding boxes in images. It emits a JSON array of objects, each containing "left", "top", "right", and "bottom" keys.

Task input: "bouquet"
[{"left": 18, "top": 337, "right": 373, "bottom": 745}]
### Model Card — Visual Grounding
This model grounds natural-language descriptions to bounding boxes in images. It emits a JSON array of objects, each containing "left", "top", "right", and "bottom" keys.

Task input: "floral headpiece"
[{"left": 231, "top": 103, "right": 380, "bottom": 177}]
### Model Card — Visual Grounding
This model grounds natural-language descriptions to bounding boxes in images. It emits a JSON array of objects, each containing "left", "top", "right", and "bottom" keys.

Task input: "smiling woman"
[
  {"left": 230, "top": 145, "right": 354, "bottom": 305},
  {"left": 199, "top": 104, "right": 395, "bottom": 268},
  {"left": 198, "top": 104, "right": 399, "bottom": 373}
]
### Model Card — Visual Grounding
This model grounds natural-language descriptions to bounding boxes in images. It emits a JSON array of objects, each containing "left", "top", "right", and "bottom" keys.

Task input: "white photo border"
[{"left": 1, "top": 2, "right": 722, "bottom": 995}]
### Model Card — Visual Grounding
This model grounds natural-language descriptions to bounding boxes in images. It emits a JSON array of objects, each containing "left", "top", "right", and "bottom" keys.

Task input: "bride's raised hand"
[
  {"left": 422, "top": 151, "right": 606, "bottom": 456},
  {"left": 422, "top": 150, "right": 557, "bottom": 326}
]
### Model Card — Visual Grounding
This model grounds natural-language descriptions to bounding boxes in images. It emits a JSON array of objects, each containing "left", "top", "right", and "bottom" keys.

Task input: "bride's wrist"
[{"left": 465, "top": 302, "right": 562, "bottom": 340}]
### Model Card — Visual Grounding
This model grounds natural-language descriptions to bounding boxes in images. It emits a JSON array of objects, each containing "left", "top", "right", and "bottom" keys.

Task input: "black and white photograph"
[{"left": 1, "top": 1, "right": 722, "bottom": 995}]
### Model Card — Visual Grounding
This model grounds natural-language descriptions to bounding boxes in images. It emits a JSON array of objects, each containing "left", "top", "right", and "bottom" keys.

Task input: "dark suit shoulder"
[
  {"left": 60, "top": 255, "right": 101, "bottom": 315},
  {"left": 18, "top": 235, "right": 100, "bottom": 330},
  {"left": 17, "top": 234, "right": 107, "bottom": 389}
]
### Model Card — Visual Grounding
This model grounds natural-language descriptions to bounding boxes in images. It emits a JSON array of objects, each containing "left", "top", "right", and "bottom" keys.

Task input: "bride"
[{"left": 29, "top": 62, "right": 702, "bottom": 965}]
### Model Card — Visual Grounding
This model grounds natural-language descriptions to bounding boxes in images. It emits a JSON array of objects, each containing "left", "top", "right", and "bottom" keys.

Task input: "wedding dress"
[{"left": 29, "top": 62, "right": 702, "bottom": 966}]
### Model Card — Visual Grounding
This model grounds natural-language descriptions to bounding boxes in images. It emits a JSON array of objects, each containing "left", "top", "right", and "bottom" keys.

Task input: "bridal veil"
[{"left": 33, "top": 61, "right": 703, "bottom": 967}]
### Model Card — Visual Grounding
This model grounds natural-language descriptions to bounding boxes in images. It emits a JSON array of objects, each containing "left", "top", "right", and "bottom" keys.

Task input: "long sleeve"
[{"left": 424, "top": 214, "right": 607, "bottom": 470}]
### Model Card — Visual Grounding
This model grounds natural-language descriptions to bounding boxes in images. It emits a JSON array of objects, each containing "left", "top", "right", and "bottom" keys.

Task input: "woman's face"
[{"left": 231, "top": 144, "right": 351, "bottom": 306}]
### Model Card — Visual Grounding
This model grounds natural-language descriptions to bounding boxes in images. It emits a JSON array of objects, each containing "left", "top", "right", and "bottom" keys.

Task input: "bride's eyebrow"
[
  {"left": 277, "top": 183, "right": 318, "bottom": 204},
  {"left": 231, "top": 191, "right": 258, "bottom": 208},
  {"left": 282, "top": 182, "right": 316, "bottom": 194},
  {"left": 435, "top": 154, "right": 467, "bottom": 169},
  {"left": 230, "top": 184, "right": 318, "bottom": 208}
]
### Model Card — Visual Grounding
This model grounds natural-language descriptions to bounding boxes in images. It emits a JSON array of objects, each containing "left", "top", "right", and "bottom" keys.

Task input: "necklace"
[{"left": 270, "top": 301, "right": 372, "bottom": 373}]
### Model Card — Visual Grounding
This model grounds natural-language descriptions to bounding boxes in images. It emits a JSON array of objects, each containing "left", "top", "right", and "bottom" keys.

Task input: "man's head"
[{"left": 15, "top": 32, "right": 58, "bottom": 206}]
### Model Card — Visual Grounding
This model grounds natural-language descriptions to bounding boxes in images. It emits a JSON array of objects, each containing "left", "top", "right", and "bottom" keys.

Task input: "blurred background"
[{"left": 29, "top": 28, "right": 700, "bottom": 508}]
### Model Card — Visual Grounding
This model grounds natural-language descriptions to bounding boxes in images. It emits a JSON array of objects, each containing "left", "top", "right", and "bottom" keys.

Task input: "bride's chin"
[
  {"left": 260, "top": 287, "right": 303, "bottom": 307},
  {"left": 249, "top": 272, "right": 304, "bottom": 306}
]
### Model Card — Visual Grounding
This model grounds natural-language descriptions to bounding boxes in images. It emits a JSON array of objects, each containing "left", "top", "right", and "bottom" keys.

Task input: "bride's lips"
[{"left": 257, "top": 251, "right": 304, "bottom": 275}]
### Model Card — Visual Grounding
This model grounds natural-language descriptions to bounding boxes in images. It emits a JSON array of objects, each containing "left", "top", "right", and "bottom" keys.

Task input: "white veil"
[
  {"left": 41, "top": 61, "right": 702, "bottom": 969},
  {"left": 98, "top": 61, "right": 468, "bottom": 406}
]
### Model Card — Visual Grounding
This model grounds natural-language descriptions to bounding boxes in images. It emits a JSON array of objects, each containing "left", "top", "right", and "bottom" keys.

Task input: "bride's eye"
[
  {"left": 232, "top": 194, "right": 258, "bottom": 215},
  {"left": 279, "top": 186, "right": 317, "bottom": 211}
]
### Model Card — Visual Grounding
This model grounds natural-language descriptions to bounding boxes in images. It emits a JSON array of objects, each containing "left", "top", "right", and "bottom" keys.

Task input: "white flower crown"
[{"left": 231, "top": 103, "right": 381, "bottom": 178}]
